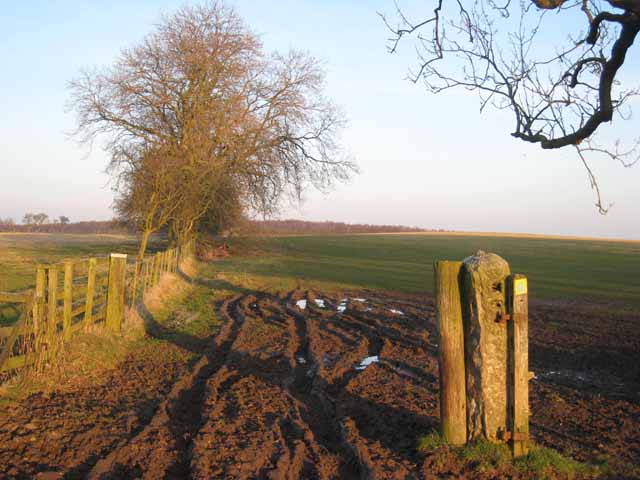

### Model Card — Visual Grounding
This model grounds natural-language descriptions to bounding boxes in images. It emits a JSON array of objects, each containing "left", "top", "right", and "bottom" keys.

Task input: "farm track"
[{"left": 1, "top": 285, "right": 639, "bottom": 478}]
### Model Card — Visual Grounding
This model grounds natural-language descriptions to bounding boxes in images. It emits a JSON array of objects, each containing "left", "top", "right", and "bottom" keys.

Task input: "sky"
[{"left": 0, "top": 1, "right": 638, "bottom": 239}]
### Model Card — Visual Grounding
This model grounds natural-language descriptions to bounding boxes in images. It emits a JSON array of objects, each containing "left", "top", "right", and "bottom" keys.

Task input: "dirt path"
[{"left": 1, "top": 286, "right": 639, "bottom": 479}]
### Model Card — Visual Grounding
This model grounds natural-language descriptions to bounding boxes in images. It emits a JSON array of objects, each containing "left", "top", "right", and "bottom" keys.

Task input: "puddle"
[
  {"left": 536, "top": 369, "right": 626, "bottom": 389},
  {"left": 296, "top": 299, "right": 307, "bottom": 310},
  {"left": 389, "top": 309, "right": 404, "bottom": 316},
  {"left": 337, "top": 299, "right": 347, "bottom": 313},
  {"left": 297, "top": 356, "right": 307, "bottom": 364},
  {"left": 352, "top": 298, "right": 366, "bottom": 303},
  {"left": 355, "top": 355, "right": 380, "bottom": 371}
]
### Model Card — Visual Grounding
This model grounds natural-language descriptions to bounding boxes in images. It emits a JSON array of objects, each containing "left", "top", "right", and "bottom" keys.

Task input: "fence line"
[{"left": 0, "top": 239, "right": 195, "bottom": 376}]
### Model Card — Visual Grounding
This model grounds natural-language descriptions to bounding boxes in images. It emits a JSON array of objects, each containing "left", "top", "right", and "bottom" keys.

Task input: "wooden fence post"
[
  {"left": 84, "top": 258, "right": 97, "bottom": 329},
  {"left": 105, "top": 254, "right": 127, "bottom": 333},
  {"left": 143, "top": 260, "right": 151, "bottom": 297},
  {"left": 130, "top": 260, "right": 140, "bottom": 306},
  {"left": 47, "top": 266, "right": 58, "bottom": 336},
  {"left": 63, "top": 261, "right": 73, "bottom": 340},
  {"left": 434, "top": 261, "right": 467, "bottom": 445},
  {"left": 507, "top": 274, "right": 529, "bottom": 457},
  {"left": 154, "top": 252, "right": 161, "bottom": 285},
  {"left": 34, "top": 265, "right": 46, "bottom": 333}
]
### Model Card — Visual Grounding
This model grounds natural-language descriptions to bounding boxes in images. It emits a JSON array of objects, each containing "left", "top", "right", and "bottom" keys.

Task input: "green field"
[
  {"left": 2, "top": 232, "right": 639, "bottom": 308},
  {"left": 0, "top": 233, "right": 147, "bottom": 293},
  {"left": 205, "top": 233, "right": 640, "bottom": 306}
]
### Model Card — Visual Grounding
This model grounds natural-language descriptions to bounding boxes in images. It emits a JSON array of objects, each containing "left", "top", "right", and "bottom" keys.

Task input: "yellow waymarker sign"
[{"left": 515, "top": 278, "right": 528, "bottom": 295}]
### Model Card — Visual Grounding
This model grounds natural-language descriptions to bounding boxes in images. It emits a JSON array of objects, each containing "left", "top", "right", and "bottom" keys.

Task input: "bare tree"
[
  {"left": 22, "top": 213, "right": 34, "bottom": 225},
  {"left": 59, "top": 216, "right": 70, "bottom": 225},
  {"left": 114, "top": 146, "right": 185, "bottom": 257},
  {"left": 381, "top": 0, "right": 640, "bottom": 212},
  {"left": 70, "top": 1, "right": 355, "bottom": 257},
  {"left": 33, "top": 213, "right": 49, "bottom": 225}
]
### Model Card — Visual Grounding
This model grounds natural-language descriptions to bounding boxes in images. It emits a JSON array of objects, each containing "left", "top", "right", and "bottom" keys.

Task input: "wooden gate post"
[
  {"left": 461, "top": 251, "right": 511, "bottom": 442},
  {"left": 507, "top": 274, "right": 530, "bottom": 457},
  {"left": 434, "top": 261, "right": 467, "bottom": 445},
  {"left": 105, "top": 254, "right": 127, "bottom": 333}
]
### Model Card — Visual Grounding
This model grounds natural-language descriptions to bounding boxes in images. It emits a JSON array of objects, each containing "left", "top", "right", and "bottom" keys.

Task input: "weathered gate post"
[
  {"left": 105, "top": 253, "right": 127, "bottom": 333},
  {"left": 434, "top": 251, "right": 529, "bottom": 456},
  {"left": 461, "top": 251, "right": 511, "bottom": 442},
  {"left": 507, "top": 274, "right": 529, "bottom": 456},
  {"left": 434, "top": 261, "right": 467, "bottom": 445}
]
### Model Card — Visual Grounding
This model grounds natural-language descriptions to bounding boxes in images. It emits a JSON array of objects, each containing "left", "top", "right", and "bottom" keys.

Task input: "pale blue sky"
[{"left": 0, "top": 1, "right": 638, "bottom": 239}]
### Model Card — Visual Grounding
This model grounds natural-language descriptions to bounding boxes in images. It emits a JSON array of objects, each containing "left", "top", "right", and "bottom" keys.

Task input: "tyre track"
[{"left": 87, "top": 295, "right": 246, "bottom": 480}]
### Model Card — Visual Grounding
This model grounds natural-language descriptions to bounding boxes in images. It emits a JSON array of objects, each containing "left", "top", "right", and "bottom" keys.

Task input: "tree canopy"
[
  {"left": 382, "top": 0, "right": 640, "bottom": 212},
  {"left": 70, "top": 1, "right": 355, "bottom": 256}
]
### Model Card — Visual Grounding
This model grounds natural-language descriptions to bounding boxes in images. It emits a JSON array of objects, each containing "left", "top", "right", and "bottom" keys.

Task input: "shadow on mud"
[{"left": 126, "top": 276, "right": 443, "bottom": 477}]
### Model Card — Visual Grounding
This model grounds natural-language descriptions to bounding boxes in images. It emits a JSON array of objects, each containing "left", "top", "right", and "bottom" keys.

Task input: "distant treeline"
[
  {"left": 0, "top": 220, "right": 134, "bottom": 235},
  {"left": 0, "top": 217, "right": 432, "bottom": 236},
  {"left": 247, "top": 219, "right": 431, "bottom": 235}
]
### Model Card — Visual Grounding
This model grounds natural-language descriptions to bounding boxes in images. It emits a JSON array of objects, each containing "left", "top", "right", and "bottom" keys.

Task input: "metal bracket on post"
[{"left": 498, "top": 430, "right": 528, "bottom": 443}]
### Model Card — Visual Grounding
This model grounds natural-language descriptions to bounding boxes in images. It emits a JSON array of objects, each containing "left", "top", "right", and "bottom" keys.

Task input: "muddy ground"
[{"left": 0, "top": 285, "right": 638, "bottom": 479}]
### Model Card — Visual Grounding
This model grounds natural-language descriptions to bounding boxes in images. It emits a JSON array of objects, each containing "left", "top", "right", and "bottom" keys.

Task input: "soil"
[{"left": 0, "top": 287, "right": 638, "bottom": 479}]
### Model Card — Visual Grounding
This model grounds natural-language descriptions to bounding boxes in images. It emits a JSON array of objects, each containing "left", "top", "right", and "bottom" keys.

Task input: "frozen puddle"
[
  {"left": 389, "top": 309, "right": 404, "bottom": 316},
  {"left": 337, "top": 298, "right": 348, "bottom": 313},
  {"left": 538, "top": 370, "right": 589, "bottom": 382},
  {"left": 355, "top": 355, "right": 380, "bottom": 371},
  {"left": 536, "top": 369, "right": 623, "bottom": 387},
  {"left": 314, "top": 299, "right": 325, "bottom": 308},
  {"left": 296, "top": 299, "right": 307, "bottom": 310}
]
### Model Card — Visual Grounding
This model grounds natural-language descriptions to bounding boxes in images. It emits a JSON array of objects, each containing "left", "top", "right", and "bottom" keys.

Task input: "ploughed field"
[{"left": 2, "top": 284, "right": 638, "bottom": 479}]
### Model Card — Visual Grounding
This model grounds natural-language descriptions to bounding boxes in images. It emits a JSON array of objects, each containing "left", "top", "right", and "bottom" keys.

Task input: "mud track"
[
  {"left": 1, "top": 288, "right": 639, "bottom": 479},
  {"left": 77, "top": 290, "right": 439, "bottom": 479}
]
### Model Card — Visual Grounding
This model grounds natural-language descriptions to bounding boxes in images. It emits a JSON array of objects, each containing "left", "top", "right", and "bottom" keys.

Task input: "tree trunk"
[{"left": 138, "top": 229, "right": 152, "bottom": 260}]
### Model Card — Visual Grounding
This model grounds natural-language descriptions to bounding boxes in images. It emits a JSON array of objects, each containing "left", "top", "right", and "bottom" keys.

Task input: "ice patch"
[
  {"left": 337, "top": 299, "right": 347, "bottom": 313},
  {"left": 355, "top": 355, "right": 380, "bottom": 371},
  {"left": 314, "top": 299, "right": 325, "bottom": 308},
  {"left": 389, "top": 309, "right": 404, "bottom": 315},
  {"left": 296, "top": 299, "right": 307, "bottom": 310}
]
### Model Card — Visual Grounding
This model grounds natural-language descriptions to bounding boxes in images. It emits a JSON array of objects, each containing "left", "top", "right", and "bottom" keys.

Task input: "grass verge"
[{"left": 416, "top": 432, "right": 629, "bottom": 479}]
